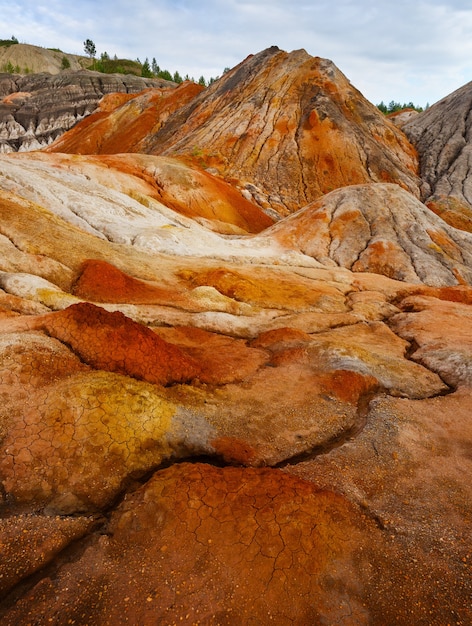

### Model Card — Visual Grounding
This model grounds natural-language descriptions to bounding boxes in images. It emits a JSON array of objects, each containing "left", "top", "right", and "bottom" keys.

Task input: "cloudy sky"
[{"left": 2, "top": 0, "right": 472, "bottom": 107}]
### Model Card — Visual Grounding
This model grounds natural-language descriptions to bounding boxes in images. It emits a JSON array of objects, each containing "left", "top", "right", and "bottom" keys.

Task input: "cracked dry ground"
[{"left": 0, "top": 256, "right": 471, "bottom": 626}]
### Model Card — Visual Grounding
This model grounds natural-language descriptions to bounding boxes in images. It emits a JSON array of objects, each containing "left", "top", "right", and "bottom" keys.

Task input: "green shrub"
[
  {"left": 94, "top": 57, "right": 142, "bottom": 75},
  {"left": 141, "top": 58, "right": 153, "bottom": 78},
  {"left": 1, "top": 61, "right": 15, "bottom": 73},
  {"left": 0, "top": 37, "right": 18, "bottom": 48}
]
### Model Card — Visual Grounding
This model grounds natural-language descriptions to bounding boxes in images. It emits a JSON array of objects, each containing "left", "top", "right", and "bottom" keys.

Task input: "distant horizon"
[
  {"left": 2, "top": 1, "right": 472, "bottom": 108},
  {"left": 0, "top": 37, "right": 460, "bottom": 110},
  {"left": 0, "top": 37, "right": 450, "bottom": 109}
]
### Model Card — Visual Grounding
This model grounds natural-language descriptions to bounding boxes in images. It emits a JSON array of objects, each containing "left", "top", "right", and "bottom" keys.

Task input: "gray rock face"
[
  {"left": 403, "top": 82, "right": 472, "bottom": 208},
  {"left": 0, "top": 70, "right": 175, "bottom": 152}
]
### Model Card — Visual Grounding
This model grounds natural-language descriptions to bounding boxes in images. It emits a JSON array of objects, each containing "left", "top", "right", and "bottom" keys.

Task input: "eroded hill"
[
  {"left": 403, "top": 80, "right": 472, "bottom": 232},
  {"left": 49, "top": 47, "right": 421, "bottom": 216},
  {"left": 0, "top": 70, "right": 174, "bottom": 152}
]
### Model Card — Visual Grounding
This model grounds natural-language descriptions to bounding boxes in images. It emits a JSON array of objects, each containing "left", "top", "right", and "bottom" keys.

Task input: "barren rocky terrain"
[
  {"left": 0, "top": 46, "right": 471, "bottom": 625},
  {"left": 403, "top": 84, "right": 472, "bottom": 233},
  {"left": 0, "top": 54, "right": 174, "bottom": 152}
]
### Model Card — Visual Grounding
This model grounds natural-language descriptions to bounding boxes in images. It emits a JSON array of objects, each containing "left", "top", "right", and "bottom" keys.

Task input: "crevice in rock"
[
  {"left": 401, "top": 348, "right": 458, "bottom": 397},
  {"left": 348, "top": 213, "right": 373, "bottom": 271},
  {"left": 294, "top": 112, "right": 309, "bottom": 206},
  {"left": 66, "top": 205, "right": 114, "bottom": 244},
  {"left": 0, "top": 514, "right": 105, "bottom": 617},
  {"left": 357, "top": 501, "right": 389, "bottom": 531},
  {"left": 0, "top": 452, "right": 233, "bottom": 617},
  {"left": 113, "top": 453, "right": 231, "bottom": 502},
  {"left": 0, "top": 231, "right": 31, "bottom": 258},
  {"left": 275, "top": 386, "right": 381, "bottom": 468},
  {"left": 385, "top": 320, "right": 457, "bottom": 398},
  {"left": 403, "top": 337, "right": 421, "bottom": 360}
]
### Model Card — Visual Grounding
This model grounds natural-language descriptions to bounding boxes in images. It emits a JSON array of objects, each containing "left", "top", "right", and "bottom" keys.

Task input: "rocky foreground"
[{"left": 0, "top": 47, "right": 471, "bottom": 625}]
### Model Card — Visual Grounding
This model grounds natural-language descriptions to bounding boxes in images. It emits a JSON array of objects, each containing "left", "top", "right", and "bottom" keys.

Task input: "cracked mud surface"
[
  {"left": 1, "top": 464, "right": 378, "bottom": 625},
  {"left": 1, "top": 252, "right": 470, "bottom": 624}
]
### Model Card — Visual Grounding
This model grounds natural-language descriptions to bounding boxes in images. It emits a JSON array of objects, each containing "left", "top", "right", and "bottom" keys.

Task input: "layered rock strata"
[{"left": 0, "top": 70, "right": 174, "bottom": 152}]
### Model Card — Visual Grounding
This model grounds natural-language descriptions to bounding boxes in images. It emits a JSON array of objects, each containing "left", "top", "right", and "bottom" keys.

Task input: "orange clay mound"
[{"left": 42, "top": 302, "right": 200, "bottom": 385}]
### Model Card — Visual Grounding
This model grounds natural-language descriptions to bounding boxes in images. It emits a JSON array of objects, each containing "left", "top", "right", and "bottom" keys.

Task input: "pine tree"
[
  {"left": 141, "top": 58, "right": 152, "bottom": 78},
  {"left": 377, "top": 101, "right": 387, "bottom": 114},
  {"left": 84, "top": 39, "right": 96, "bottom": 59},
  {"left": 158, "top": 69, "right": 173, "bottom": 81},
  {"left": 83, "top": 39, "right": 96, "bottom": 69}
]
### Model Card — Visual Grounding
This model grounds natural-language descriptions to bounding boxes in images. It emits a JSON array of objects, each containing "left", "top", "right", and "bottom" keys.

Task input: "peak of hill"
[
  {"left": 155, "top": 47, "right": 420, "bottom": 213},
  {"left": 0, "top": 42, "right": 89, "bottom": 74},
  {"left": 49, "top": 46, "right": 421, "bottom": 216},
  {"left": 0, "top": 45, "right": 471, "bottom": 625}
]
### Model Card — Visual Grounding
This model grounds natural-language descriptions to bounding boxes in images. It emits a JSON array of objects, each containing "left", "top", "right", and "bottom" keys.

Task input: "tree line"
[
  {"left": 3, "top": 36, "right": 429, "bottom": 100},
  {"left": 0, "top": 34, "right": 224, "bottom": 85},
  {"left": 377, "top": 100, "right": 429, "bottom": 114},
  {"left": 84, "top": 39, "right": 220, "bottom": 86},
  {"left": 0, "top": 35, "right": 18, "bottom": 47}
]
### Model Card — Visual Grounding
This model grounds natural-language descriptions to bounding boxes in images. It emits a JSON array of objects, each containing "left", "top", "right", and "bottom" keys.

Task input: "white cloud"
[{"left": 1, "top": 0, "right": 472, "bottom": 105}]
